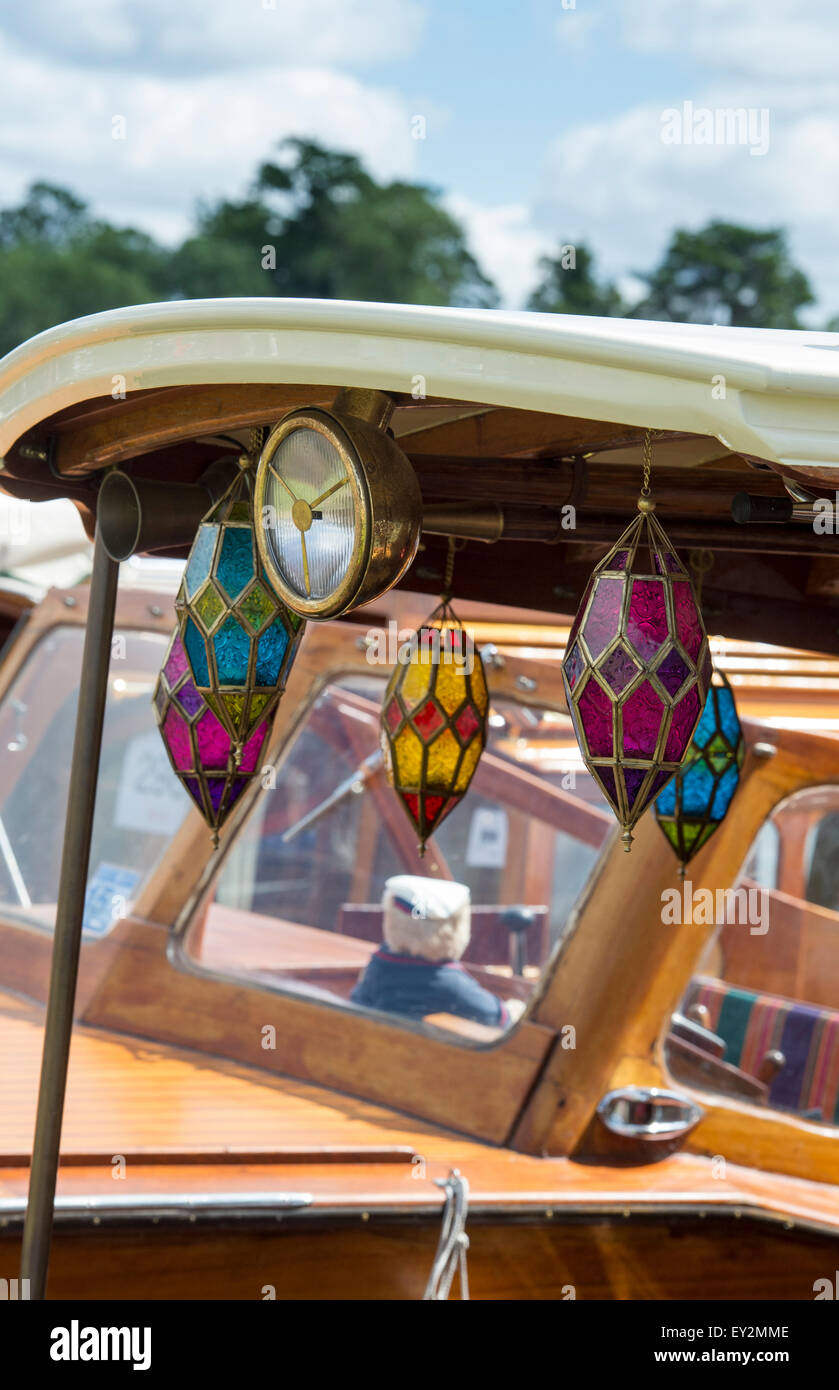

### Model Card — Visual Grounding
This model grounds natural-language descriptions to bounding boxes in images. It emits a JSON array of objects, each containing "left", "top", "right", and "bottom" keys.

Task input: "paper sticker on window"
[
  {"left": 465, "top": 807, "right": 509, "bottom": 868},
  {"left": 83, "top": 863, "right": 141, "bottom": 938},
  {"left": 114, "top": 730, "right": 190, "bottom": 836}
]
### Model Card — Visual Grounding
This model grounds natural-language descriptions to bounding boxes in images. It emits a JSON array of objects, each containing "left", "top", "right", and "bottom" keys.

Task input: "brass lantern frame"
[
  {"left": 254, "top": 402, "right": 422, "bottom": 620},
  {"left": 562, "top": 507, "right": 713, "bottom": 846},
  {"left": 379, "top": 601, "right": 490, "bottom": 852},
  {"left": 173, "top": 467, "right": 304, "bottom": 752},
  {"left": 654, "top": 667, "right": 746, "bottom": 872}
]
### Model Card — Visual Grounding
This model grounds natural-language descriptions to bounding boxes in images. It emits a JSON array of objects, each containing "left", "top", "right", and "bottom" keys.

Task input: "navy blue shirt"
[{"left": 351, "top": 948, "right": 507, "bottom": 1027}]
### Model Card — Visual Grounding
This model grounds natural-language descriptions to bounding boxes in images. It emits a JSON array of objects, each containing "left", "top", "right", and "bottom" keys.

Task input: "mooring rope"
[{"left": 423, "top": 1168, "right": 470, "bottom": 1301}]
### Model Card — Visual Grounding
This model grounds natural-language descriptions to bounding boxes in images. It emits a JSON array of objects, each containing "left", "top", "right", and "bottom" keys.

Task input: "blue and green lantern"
[
  {"left": 175, "top": 462, "right": 305, "bottom": 757},
  {"left": 654, "top": 668, "right": 744, "bottom": 874}
]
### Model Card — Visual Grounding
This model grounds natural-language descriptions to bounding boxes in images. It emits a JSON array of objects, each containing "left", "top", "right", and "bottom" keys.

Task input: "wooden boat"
[{"left": 0, "top": 301, "right": 838, "bottom": 1301}]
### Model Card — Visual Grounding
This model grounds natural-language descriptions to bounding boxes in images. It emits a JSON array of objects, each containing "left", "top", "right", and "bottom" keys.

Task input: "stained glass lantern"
[
  {"left": 654, "top": 668, "right": 745, "bottom": 873},
  {"left": 380, "top": 607, "right": 488, "bottom": 854},
  {"left": 175, "top": 466, "right": 305, "bottom": 757},
  {"left": 153, "top": 628, "right": 275, "bottom": 843},
  {"left": 562, "top": 503, "right": 712, "bottom": 850}
]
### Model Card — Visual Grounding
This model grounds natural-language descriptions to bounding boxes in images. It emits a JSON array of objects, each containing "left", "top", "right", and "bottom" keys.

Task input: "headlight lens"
[{"left": 261, "top": 426, "right": 356, "bottom": 601}]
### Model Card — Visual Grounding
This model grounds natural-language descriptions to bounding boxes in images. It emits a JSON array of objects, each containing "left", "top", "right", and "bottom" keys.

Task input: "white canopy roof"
[{"left": 1, "top": 298, "right": 838, "bottom": 479}]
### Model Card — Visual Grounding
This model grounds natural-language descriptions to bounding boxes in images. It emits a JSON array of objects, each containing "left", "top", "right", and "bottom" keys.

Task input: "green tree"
[
  {"left": 0, "top": 183, "right": 171, "bottom": 356},
  {"left": 0, "top": 146, "right": 499, "bottom": 356},
  {"left": 527, "top": 243, "right": 626, "bottom": 317},
  {"left": 633, "top": 221, "right": 814, "bottom": 328},
  {"left": 174, "top": 139, "right": 499, "bottom": 307}
]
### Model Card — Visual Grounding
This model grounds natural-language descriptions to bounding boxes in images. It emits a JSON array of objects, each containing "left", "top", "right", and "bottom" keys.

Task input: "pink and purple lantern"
[
  {"left": 562, "top": 500, "right": 712, "bottom": 850},
  {"left": 153, "top": 628, "right": 275, "bottom": 844}
]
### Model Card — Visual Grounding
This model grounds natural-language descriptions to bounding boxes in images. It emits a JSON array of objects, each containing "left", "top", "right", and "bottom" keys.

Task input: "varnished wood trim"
[
  {"left": 3, "top": 1146, "right": 417, "bottom": 1167},
  {"left": 2, "top": 1211, "right": 836, "bottom": 1300},
  {"left": 512, "top": 723, "right": 839, "bottom": 1185},
  {"left": 82, "top": 920, "right": 555, "bottom": 1144}
]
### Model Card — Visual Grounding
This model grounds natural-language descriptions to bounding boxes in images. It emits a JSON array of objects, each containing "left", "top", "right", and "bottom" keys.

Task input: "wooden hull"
[{"left": 2, "top": 1214, "right": 836, "bottom": 1300}]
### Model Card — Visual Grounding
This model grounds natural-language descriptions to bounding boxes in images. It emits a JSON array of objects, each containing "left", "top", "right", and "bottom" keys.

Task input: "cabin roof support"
[{"left": 19, "top": 525, "right": 118, "bottom": 1298}]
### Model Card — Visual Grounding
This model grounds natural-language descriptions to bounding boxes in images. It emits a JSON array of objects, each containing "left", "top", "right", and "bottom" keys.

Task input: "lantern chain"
[
  {"left": 638, "top": 428, "right": 659, "bottom": 515},
  {"left": 440, "top": 536, "right": 466, "bottom": 606},
  {"left": 641, "top": 428, "right": 653, "bottom": 497},
  {"left": 245, "top": 425, "right": 266, "bottom": 465}
]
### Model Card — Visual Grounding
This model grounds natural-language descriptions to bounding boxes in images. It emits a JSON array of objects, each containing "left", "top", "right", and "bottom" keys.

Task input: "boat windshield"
[
  {"left": 185, "top": 670, "right": 613, "bottom": 1040},
  {"left": 0, "top": 625, "right": 190, "bottom": 934}
]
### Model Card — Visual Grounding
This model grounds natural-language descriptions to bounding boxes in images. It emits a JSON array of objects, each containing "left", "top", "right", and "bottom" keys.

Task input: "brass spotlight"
[{"left": 254, "top": 388, "right": 422, "bottom": 619}]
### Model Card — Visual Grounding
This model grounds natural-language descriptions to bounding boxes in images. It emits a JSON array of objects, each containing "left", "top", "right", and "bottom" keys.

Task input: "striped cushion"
[{"left": 687, "top": 977, "right": 839, "bottom": 1123}]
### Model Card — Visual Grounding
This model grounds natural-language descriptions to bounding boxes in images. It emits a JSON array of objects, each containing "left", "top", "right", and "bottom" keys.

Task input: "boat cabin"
[{"left": 1, "top": 300, "right": 838, "bottom": 1300}]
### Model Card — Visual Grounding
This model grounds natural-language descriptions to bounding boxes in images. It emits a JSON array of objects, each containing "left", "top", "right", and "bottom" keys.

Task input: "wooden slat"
[
  {"left": 4, "top": 1147, "right": 418, "bottom": 1168},
  {"left": 0, "top": 988, "right": 441, "bottom": 1157},
  {"left": 51, "top": 385, "right": 333, "bottom": 476},
  {"left": 43, "top": 385, "right": 475, "bottom": 478},
  {"left": 394, "top": 408, "right": 653, "bottom": 458},
  {"left": 410, "top": 457, "right": 774, "bottom": 516}
]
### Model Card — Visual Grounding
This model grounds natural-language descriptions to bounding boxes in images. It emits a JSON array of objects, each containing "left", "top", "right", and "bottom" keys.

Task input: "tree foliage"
[
  {"left": 0, "top": 183, "right": 171, "bottom": 354},
  {"left": 175, "top": 140, "right": 498, "bottom": 306},
  {"left": 0, "top": 160, "right": 828, "bottom": 358},
  {"left": 631, "top": 221, "right": 815, "bottom": 328},
  {"left": 527, "top": 243, "right": 626, "bottom": 317},
  {"left": 529, "top": 222, "right": 818, "bottom": 328},
  {"left": 0, "top": 142, "right": 498, "bottom": 354}
]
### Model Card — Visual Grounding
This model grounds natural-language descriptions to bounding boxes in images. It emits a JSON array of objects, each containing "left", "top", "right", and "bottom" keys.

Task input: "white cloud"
[
  {"left": 622, "top": 0, "right": 839, "bottom": 82},
  {"left": 0, "top": 0, "right": 426, "bottom": 74},
  {"left": 539, "top": 2, "right": 839, "bottom": 316},
  {"left": 538, "top": 96, "right": 839, "bottom": 319},
  {"left": 444, "top": 194, "right": 554, "bottom": 307},
  {"left": 0, "top": 36, "right": 422, "bottom": 244},
  {"left": 1, "top": 0, "right": 836, "bottom": 323}
]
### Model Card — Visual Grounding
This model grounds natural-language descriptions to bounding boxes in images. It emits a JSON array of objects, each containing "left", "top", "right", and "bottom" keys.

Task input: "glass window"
[
  {"left": 0, "top": 626, "right": 190, "bottom": 934},
  {"left": 665, "top": 786, "right": 839, "bottom": 1126},
  {"left": 186, "top": 671, "right": 613, "bottom": 1040}
]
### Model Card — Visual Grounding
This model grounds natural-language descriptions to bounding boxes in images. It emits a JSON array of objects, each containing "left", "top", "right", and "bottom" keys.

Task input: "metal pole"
[{"left": 20, "top": 525, "right": 119, "bottom": 1298}]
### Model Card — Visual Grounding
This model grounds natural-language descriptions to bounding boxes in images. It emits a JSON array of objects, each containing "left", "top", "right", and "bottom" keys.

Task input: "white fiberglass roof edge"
[{"left": 0, "top": 298, "right": 838, "bottom": 477}]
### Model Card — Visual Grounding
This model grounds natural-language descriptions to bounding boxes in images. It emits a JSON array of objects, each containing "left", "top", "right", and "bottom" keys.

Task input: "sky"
[{"left": 1, "top": 0, "right": 837, "bottom": 320}]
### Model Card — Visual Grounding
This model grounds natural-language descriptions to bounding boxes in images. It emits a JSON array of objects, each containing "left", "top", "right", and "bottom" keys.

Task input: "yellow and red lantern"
[{"left": 380, "top": 606, "right": 488, "bottom": 853}]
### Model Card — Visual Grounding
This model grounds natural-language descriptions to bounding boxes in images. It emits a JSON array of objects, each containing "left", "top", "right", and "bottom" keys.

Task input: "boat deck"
[{"left": 1, "top": 988, "right": 838, "bottom": 1234}]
